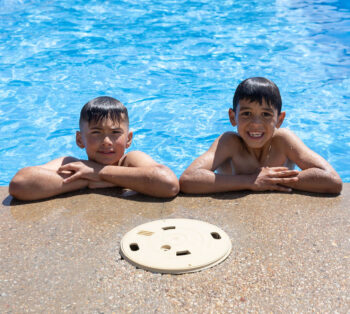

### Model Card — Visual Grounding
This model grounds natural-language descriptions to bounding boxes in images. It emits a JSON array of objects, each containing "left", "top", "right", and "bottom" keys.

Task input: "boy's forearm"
[
  {"left": 283, "top": 168, "right": 342, "bottom": 194},
  {"left": 9, "top": 167, "right": 89, "bottom": 201},
  {"left": 180, "top": 170, "right": 253, "bottom": 194},
  {"left": 98, "top": 165, "right": 179, "bottom": 198}
]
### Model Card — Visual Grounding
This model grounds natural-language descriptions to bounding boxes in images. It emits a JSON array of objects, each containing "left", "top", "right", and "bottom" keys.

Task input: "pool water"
[{"left": 0, "top": 0, "right": 349, "bottom": 185}]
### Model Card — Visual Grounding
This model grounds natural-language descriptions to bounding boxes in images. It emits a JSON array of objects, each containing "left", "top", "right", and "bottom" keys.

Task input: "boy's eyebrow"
[
  {"left": 240, "top": 105, "right": 274, "bottom": 112},
  {"left": 239, "top": 106, "right": 252, "bottom": 110}
]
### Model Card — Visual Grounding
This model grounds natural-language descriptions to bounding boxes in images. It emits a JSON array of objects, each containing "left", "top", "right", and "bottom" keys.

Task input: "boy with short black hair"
[
  {"left": 180, "top": 77, "right": 342, "bottom": 194},
  {"left": 10, "top": 96, "right": 179, "bottom": 200}
]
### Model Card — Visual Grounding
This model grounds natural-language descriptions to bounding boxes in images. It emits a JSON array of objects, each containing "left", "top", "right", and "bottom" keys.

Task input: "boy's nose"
[
  {"left": 102, "top": 135, "right": 113, "bottom": 145},
  {"left": 250, "top": 116, "right": 262, "bottom": 125}
]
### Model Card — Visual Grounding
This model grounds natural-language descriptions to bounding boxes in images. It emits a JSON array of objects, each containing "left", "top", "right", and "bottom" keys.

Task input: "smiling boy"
[
  {"left": 9, "top": 96, "right": 179, "bottom": 200},
  {"left": 180, "top": 77, "right": 342, "bottom": 194}
]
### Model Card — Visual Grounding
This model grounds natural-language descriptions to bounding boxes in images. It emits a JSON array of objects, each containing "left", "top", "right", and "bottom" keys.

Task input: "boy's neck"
[{"left": 247, "top": 141, "right": 272, "bottom": 164}]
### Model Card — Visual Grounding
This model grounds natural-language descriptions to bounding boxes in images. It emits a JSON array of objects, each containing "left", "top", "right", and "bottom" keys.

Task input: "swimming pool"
[{"left": 1, "top": 0, "right": 349, "bottom": 185}]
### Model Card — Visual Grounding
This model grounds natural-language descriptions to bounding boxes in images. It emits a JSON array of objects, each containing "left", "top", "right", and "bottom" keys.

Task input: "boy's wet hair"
[
  {"left": 233, "top": 77, "right": 282, "bottom": 115},
  {"left": 79, "top": 96, "right": 129, "bottom": 128}
]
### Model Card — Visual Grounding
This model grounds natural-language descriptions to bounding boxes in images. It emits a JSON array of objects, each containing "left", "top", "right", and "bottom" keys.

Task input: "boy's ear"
[
  {"left": 228, "top": 108, "right": 237, "bottom": 126},
  {"left": 76, "top": 131, "right": 85, "bottom": 148},
  {"left": 126, "top": 131, "right": 133, "bottom": 148},
  {"left": 276, "top": 111, "right": 286, "bottom": 128}
]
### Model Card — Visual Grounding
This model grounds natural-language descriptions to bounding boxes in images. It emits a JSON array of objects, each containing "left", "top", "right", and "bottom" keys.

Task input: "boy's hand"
[
  {"left": 251, "top": 167, "right": 299, "bottom": 192},
  {"left": 58, "top": 161, "right": 103, "bottom": 184}
]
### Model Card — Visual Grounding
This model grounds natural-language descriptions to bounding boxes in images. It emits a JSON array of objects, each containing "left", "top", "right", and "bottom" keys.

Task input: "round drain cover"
[{"left": 120, "top": 218, "right": 232, "bottom": 274}]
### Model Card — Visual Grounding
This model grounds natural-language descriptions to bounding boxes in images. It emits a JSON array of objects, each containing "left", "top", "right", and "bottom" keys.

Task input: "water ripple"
[{"left": 0, "top": 0, "right": 349, "bottom": 185}]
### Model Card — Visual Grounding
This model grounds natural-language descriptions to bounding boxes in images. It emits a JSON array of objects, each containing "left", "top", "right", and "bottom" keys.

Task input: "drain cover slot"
[
  {"left": 162, "top": 226, "right": 176, "bottom": 230},
  {"left": 176, "top": 250, "right": 191, "bottom": 256},
  {"left": 211, "top": 232, "right": 221, "bottom": 239},
  {"left": 129, "top": 243, "right": 139, "bottom": 251}
]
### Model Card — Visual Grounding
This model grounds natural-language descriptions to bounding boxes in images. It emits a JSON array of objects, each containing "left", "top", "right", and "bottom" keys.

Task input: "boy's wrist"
[
  {"left": 244, "top": 173, "right": 258, "bottom": 191},
  {"left": 98, "top": 164, "right": 113, "bottom": 179},
  {"left": 227, "top": 173, "right": 256, "bottom": 191}
]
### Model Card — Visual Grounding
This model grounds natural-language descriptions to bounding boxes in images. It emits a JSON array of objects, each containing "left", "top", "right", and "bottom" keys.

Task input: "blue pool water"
[{"left": 0, "top": 0, "right": 349, "bottom": 185}]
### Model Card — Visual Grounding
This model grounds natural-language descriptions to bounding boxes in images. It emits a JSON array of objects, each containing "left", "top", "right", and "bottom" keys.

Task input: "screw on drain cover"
[{"left": 120, "top": 218, "right": 232, "bottom": 274}]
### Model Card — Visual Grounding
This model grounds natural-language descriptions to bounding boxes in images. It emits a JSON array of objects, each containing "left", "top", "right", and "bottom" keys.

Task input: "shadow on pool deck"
[{"left": 0, "top": 185, "right": 349, "bottom": 312}]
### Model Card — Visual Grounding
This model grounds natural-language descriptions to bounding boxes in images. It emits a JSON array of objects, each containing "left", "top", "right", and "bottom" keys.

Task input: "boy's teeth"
[{"left": 249, "top": 132, "right": 263, "bottom": 137}]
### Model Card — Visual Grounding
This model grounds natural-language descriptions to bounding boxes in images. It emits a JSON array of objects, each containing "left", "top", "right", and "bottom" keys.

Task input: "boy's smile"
[
  {"left": 76, "top": 118, "right": 132, "bottom": 165},
  {"left": 229, "top": 98, "right": 285, "bottom": 150}
]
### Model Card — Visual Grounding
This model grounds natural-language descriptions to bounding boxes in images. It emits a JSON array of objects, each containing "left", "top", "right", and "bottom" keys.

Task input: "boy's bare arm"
[
  {"left": 280, "top": 129, "right": 342, "bottom": 194},
  {"left": 180, "top": 133, "right": 256, "bottom": 193},
  {"left": 59, "top": 151, "right": 179, "bottom": 198},
  {"left": 9, "top": 157, "right": 89, "bottom": 201},
  {"left": 180, "top": 133, "right": 299, "bottom": 194}
]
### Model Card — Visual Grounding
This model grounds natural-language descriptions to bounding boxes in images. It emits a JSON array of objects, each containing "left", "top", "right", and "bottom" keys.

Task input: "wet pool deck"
[{"left": 1, "top": 185, "right": 349, "bottom": 312}]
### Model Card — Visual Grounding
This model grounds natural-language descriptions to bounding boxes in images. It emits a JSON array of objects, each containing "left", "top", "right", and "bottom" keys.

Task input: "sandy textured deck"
[{"left": 1, "top": 185, "right": 349, "bottom": 313}]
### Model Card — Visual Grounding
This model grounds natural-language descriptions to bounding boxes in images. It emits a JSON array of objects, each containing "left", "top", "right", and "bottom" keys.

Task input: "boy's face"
[
  {"left": 229, "top": 98, "right": 285, "bottom": 149},
  {"left": 76, "top": 117, "right": 132, "bottom": 165}
]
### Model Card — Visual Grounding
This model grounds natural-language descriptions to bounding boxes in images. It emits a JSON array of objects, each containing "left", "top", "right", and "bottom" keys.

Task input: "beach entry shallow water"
[{"left": 0, "top": 0, "right": 349, "bottom": 185}]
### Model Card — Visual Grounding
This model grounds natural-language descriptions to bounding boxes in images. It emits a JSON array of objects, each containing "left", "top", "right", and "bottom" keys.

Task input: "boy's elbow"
[
  {"left": 318, "top": 172, "right": 343, "bottom": 194},
  {"left": 9, "top": 180, "right": 20, "bottom": 199},
  {"left": 9, "top": 168, "right": 38, "bottom": 201},
  {"left": 156, "top": 166, "right": 180, "bottom": 198},
  {"left": 330, "top": 176, "right": 342, "bottom": 194},
  {"left": 167, "top": 180, "right": 180, "bottom": 197},
  {"left": 324, "top": 171, "right": 343, "bottom": 194},
  {"left": 9, "top": 170, "right": 29, "bottom": 200},
  {"left": 179, "top": 172, "right": 195, "bottom": 194}
]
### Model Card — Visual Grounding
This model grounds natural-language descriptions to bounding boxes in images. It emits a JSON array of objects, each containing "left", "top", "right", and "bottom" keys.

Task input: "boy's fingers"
[
  {"left": 264, "top": 183, "right": 292, "bottom": 192},
  {"left": 273, "top": 185, "right": 293, "bottom": 192},
  {"left": 63, "top": 172, "right": 81, "bottom": 183},
  {"left": 272, "top": 170, "right": 299, "bottom": 178},
  {"left": 270, "top": 167, "right": 289, "bottom": 171},
  {"left": 57, "top": 169, "right": 73, "bottom": 175},
  {"left": 284, "top": 176, "right": 298, "bottom": 182},
  {"left": 270, "top": 177, "right": 298, "bottom": 184},
  {"left": 58, "top": 164, "right": 77, "bottom": 172},
  {"left": 281, "top": 177, "right": 299, "bottom": 183},
  {"left": 58, "top": 167, "right": 69, "bottom": 173}
]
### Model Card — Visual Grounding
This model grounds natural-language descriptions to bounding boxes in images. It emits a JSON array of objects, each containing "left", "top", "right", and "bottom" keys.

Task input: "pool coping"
[{"left": 1, "top": 185, "right": 349, "bottom": 312}]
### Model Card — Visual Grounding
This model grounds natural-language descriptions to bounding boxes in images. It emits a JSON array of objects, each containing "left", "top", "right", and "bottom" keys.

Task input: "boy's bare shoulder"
[
  {"left": 217, "top": 131, "right": 242, "bottom": 146},
  {"left": 119, "top": 151, "right": 158, "bottom": 167},
  {"left": 214, "top": 131, "right": 244, "bottom": 153},
  {"left": 274, "top": 127, "right": 294, "bottom": 136},
  {"left": 273, "top": 128, "right": 299, "bottom": 145},
  {"left": 220, "top": 131, "right": 241, "bottom": 139},
  {"left": 273, "top": 128, "right": 312, "bottom": 159},
  {"left": 41, "top": 156, "right": 80, "bottom": 170}
]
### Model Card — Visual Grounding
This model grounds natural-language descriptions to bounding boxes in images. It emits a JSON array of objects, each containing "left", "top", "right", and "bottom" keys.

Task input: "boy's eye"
[
  {"left": 262, "top": 112, "right": 272, "bottom": 117},
  {"left": 240, "top": 111, "right": 251, "bottom": 117}
]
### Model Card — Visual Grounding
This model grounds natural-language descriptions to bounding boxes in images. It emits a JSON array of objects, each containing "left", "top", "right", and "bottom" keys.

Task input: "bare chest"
[{"left": 230, "top": 150, "right": 291, "bottom": 175}]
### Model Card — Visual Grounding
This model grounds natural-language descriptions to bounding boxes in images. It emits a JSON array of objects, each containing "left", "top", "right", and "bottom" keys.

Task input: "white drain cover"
[{"left": 120, "top": 219, "right": 232, "bottom": 274}]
